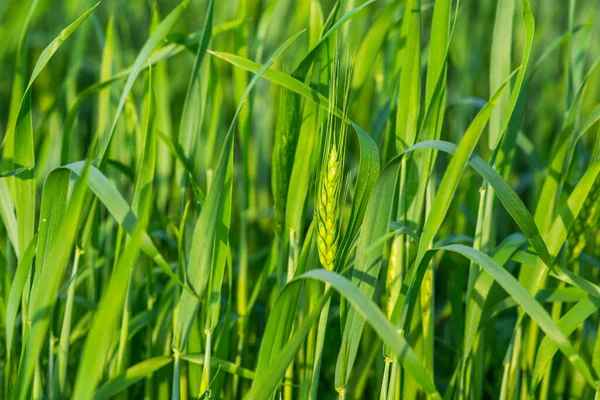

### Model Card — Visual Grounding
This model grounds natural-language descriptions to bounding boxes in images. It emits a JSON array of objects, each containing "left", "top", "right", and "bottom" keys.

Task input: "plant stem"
[
  {"left": 200, "top": 331, "right": 211, "bottom": 397},
  {"left": 56, "top": 247, "right": 83, "bottom": 397},
  {"left": 310, "top": 282, "right": 331, "bottom": 400}
]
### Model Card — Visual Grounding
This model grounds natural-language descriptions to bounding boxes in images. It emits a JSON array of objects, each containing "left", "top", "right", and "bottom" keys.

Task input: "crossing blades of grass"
[
  {"left": 13, "top": 2, "right": 98, "bottom": 263},
  {"left": 1, "top": 1, "right": 599, "bottom": 398},
  {"left": 71, "top": 187, "right": 152, "bottom": 400},
  {"left": 524, "top": 161, "right": 600, "bottom": 294},
  {"left": 437, "top": 245, "right": 597, "bottom": 386},
  {"left": 97, "top": 0, "right": 192, "bottom": 161},
  {"left": 170, "top": 29, "right": 304, "bottom": 398},
  {"left": 412, "top": 68, "right": 518, "bottom": 273},
  {"left": 531, "top": 295, "right": 600, "bottom": 392},
  {"left": 64, "top": 162, "right": 186, "bottom": 290},
  {"left": 12, "top": 153, "right": 93, "bottom": 400},
  {"left": 176, "top": 0, "right": 213, "bottom": 204},
  {"left": 408, "top": 140, "right": 553, "bottom": 269},
  {"left": 3, "top": 0, "right": 39, "bottom": 174},
  {"left": 59, "top": 18, "right": 239, "bottom": 165},
  {"left": 247, "top": 269, "right": 442, "bottom": 399},
  {"left": 335, "top": 160, "right": 398, "bottom": 390},
  {"left": 209, "top": 49, "right": 381, "bottom": 267}
]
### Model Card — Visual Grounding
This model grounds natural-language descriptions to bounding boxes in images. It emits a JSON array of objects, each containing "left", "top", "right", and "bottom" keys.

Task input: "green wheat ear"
[
  {"left": 317, "top": 142, "right": 342, "bottom": 271},
  {"left": 316, "top": 55, "right": 352, "bottom": 272}
]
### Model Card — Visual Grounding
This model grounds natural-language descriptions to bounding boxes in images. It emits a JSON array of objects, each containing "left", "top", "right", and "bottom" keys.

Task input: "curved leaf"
[
  {"left": 247, "top": 269, "right": 442, "bottom": 400},
  {"left": 65, "top": 162, "right": 185, "bottom": 290},
  {"left": 408, "top": 140, "right": 553, "bottom": 270},
  {"left": 531, "top": 295, "right": 600, "bottom": 392},
  {"left": 440, "top": 244, "right": 596, "bottom": 387},
  {"left": 98, "top": 0, "right": 192, "bottom": 160}
]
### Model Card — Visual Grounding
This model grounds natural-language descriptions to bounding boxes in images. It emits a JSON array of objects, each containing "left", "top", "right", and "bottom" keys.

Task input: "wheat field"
[{"left": 1, "top": 0, "right": 600, "bottom": 399}]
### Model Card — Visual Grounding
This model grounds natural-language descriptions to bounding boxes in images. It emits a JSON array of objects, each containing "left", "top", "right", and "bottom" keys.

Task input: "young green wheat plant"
[{"left": 1, "top": 0, "right": 600, "bottom": 399}]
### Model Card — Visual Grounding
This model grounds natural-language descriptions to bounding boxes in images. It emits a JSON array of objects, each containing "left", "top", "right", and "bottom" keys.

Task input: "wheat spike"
[
  {"left": 316, "top": 54, "right": 352, "bottom": 271},
  {"left": 317, "top": 142, "right": 342, "bottom": 270}
]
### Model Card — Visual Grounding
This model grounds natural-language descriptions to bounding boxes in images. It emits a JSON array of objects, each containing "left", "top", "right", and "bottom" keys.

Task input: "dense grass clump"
[{"left": 1, "top": 0, "right": 600, "bottom": 399}]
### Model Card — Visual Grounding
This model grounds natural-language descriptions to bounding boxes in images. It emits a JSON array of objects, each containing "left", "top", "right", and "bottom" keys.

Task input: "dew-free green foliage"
[{"left": 1, "top": 0, "right": 599, "bottom": 399}]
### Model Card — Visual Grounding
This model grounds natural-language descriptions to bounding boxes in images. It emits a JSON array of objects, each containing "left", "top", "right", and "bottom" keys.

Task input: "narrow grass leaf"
[
  {"left": 5, "top": 235, "right": 36, "bottom": 360},
  {"left": 177, "top": 0, "right": 213, "bottom": 186},
  {"left": 93, "top": 356, "right": 173, "bottom": 400},
  {"left": 98, "top": 0, "right": 193, "bottom": 160},
  {"left": 0, "top": 179, "right": 19, "bottom": 257}
]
